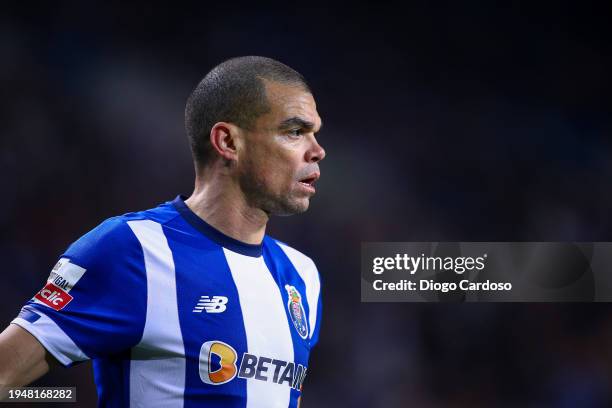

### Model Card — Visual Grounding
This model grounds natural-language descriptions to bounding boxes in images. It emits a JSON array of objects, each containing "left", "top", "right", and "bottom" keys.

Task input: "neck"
[{"left": 184, "top": 172, "right": 269, "bottom": 245}]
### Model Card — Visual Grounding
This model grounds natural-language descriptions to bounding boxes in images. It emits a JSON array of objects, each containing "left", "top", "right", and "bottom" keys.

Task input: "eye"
[{"left": 288, "top": 128, "right": 303, "bottom": 138}]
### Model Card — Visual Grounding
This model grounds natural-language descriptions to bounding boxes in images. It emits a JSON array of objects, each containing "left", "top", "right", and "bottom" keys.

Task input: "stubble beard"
[{"left": 238, "top": 170, "right": 309, "bottom": 217}]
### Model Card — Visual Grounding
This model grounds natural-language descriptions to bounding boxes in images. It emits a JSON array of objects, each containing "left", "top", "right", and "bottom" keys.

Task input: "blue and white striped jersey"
[{"left": 12, "top": 196, "right": 322, "bottom": 407}]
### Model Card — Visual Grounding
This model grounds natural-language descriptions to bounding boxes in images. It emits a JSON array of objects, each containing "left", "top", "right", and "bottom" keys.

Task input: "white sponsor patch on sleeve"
[{"left": 33, "top": 258, "right": 87, "bottom": 311}]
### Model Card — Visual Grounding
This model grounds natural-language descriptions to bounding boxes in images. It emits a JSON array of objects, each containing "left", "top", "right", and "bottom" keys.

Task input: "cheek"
[
  {"left": 263, "top": 151, "right": 299, "bottom": 179},
  {"left": 268, "top": 167, "right": 300, "bottom": 196},
  {"left": 246, "top": 142, "right": 301, "bottom": 189},
  {"left": 264, "top": 163, "right": 295, "bottom": 190}
]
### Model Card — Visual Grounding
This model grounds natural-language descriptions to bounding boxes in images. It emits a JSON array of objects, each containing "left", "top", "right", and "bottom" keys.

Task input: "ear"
[{"left": 209, "top": 122, "right": 242, "bottom": 162}]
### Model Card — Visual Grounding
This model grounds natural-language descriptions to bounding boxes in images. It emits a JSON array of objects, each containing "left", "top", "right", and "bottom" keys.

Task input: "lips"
[
  {"left": 298, "top": 172, "right": 320, "bottom": 192},
  {"left": 298, "top": 172, "right": 320, "bottom": 187}
]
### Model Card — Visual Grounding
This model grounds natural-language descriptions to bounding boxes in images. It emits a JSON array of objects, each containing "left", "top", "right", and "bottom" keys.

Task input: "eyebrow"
[{"left": 278, "top": 116, "right": 323, "bottom": 132}]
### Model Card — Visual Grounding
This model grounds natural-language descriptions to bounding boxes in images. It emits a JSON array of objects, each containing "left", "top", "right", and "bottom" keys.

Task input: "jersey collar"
[{"left": 171, "top": 195, "right": 264, "bottom": 257}]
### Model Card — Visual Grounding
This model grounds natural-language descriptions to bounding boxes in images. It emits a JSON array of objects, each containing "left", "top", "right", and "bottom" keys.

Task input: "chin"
[{"left": 272, "top": 198, "right": 310, "bottom": 216}]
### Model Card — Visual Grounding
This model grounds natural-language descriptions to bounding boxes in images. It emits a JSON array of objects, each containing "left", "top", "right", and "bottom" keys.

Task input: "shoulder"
[
  {"left": 271, "top": 239, "right": 317, "bottom": 268},
  {"left": 64, "top": 201, "right": 179, "bottom": 266},
  {"left": 65, "top": 216, "right": 137, "bottom": 263},
  {"left": 266, "top": 237, "right": 321, "bottom": 286}
]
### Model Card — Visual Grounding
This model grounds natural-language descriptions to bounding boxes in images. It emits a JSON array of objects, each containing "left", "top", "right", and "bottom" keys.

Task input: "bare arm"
[{"left": 0, "top": 324, "right": 57, "bottom": 399}]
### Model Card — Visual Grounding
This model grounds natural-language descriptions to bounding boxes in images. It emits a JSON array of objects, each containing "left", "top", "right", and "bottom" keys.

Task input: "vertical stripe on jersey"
[
  {"left": 163, "top": 221, "right": 248, "bottom": 408},
  {"left": 261, "top": 240, "right": 313, "bottom": 408},
  {"left": 224, "top": 249, "right": 294, "bottom": 408},
  {"left": 276, "top": 243, "right": 320, "bottom": 341},
  {"left": 127, "top": 220, "right": 186, "bottom": 408}
]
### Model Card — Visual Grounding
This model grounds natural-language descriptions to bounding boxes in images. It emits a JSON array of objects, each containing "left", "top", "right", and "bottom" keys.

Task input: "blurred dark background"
[{"left": 2, "top": 2, "right": 612, "bottom": 407}]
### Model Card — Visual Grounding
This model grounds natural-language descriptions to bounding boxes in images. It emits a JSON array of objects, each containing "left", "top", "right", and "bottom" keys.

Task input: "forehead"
[{"left": 260, "top": 80, "right": 322, "bottom": 131}]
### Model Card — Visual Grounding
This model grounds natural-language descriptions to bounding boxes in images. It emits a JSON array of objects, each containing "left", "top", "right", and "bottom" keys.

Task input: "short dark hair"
[{"left": 185, "top": 56, "right": 310, "bottom": 168}]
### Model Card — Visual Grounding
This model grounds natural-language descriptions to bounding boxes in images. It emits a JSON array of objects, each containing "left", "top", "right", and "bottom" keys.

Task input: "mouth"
[{"left": 297, "top": 173, "right": 320, "bottom": 192}]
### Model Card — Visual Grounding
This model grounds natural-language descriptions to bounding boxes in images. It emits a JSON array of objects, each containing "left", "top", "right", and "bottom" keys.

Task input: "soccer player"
[{"left": 0, "top": 56, "right": 325, "bottom": 407}]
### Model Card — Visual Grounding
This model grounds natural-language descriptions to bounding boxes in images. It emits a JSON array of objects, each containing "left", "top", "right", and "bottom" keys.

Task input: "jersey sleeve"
[{"left": 11, "top": 217, "right": 147, "bottom": 366}]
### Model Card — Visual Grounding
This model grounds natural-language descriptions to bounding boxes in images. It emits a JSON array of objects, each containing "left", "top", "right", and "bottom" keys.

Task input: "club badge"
[{"left": 285, "top": 285, "right": 308, "bottom": 339}]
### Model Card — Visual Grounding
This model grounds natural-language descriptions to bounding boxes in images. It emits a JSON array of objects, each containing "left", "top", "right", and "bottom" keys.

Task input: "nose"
[{"left": 305, "top": 136, "right": 326, "bottom": 163}]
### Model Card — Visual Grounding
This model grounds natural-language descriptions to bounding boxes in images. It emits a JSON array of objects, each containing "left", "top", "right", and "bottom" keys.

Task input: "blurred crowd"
[{"left": 2, "top": 3, "right": 611, "bottom": 407}]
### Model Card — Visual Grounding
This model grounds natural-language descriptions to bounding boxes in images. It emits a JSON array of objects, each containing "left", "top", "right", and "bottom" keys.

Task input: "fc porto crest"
[{"left": 285, "top": 285, "right": 308, "bottom": 339}]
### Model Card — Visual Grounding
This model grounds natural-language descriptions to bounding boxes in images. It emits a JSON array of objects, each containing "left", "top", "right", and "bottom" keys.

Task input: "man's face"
[{"left": 236, "top": 80, "right": 325, "bottom": 216}]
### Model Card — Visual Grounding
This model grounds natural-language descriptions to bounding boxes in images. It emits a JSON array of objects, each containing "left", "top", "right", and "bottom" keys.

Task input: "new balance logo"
[{"left": 193, "top": 296, "right": 228, "bottom": 313}]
